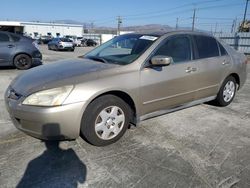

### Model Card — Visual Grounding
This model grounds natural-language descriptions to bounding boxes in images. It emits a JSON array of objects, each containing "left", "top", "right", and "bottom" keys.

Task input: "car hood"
[{"left": 11, "top": 58, "right": 119, "bottom": 95}]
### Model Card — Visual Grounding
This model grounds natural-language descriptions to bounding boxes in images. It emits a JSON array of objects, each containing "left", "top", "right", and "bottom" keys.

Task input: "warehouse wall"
[{"left": 23, "top": 23, "right": 83, "bottom": 38}]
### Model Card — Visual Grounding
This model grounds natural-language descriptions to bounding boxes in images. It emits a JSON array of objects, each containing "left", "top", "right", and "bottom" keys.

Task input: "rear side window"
[
  {"left": 194, "top": 35, "right": 219, "bottom": 59},
  {"left": 154, "top": 36, "right": 191, "bottom": 63},
  {"left": 0, "top": 33, "right": 10, "bottom": 42},
  {"left": 218, "top": 42, "right": 228, "bottom": 56},
  {"left": 10, "top": 34, "right": 20, "bottom": 42}
]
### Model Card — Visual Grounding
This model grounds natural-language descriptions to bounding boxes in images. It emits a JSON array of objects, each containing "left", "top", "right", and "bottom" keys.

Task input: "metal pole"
[
  {"left": 176, "top": 18, "right": 179, "bottom": 30},
  {"left": 231, "top": 19, "right": 235, "bottom": 33},
  {"left": 192, "top": 8, "right": 196, "bottom": 31},
  {"left": 117, "top": 16, "right": 122, "bottom": 35},
  {"left": 214, "top": 22, "right": 218, "bottom": 34}
]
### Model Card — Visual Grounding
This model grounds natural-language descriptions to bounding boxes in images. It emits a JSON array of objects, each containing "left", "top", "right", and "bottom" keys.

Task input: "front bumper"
[
  {"left": 58, "top": 45, "right": 74, "bottom": 50},
  {"left": 5, "top": 89, "right": 87, "bottom": 140}
]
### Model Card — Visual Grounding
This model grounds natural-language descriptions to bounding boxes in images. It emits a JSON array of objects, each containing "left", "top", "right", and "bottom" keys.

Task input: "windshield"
[{"left": 84, "top": 34, "right": 158, "bottom": 65}]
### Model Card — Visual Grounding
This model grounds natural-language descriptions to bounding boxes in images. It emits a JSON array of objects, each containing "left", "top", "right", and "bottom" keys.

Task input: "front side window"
[
  {"left": 218, "top": 42, "right": 228, "bottom": 56},
  {"left": 85, "top": 34, "right": 158, "bottom": 65},
  {"left": 0, "top": 33, "right": 10, "bottom": 42},
  {"left": 194, "top": 35, "right": 219, "bottom": 59},
  {"left": 154, "top": 35, "right": 191, "bottom": 63}
]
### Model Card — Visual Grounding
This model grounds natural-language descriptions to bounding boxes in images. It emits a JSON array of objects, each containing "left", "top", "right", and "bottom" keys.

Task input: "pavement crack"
[{"left": 206, "top": 133, "right": 225, "bottom": 159}]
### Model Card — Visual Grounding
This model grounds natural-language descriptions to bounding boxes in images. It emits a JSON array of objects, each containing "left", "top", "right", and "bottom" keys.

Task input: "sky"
[{"left": 0, "top": 0, "right": 249, "bottom": 32}]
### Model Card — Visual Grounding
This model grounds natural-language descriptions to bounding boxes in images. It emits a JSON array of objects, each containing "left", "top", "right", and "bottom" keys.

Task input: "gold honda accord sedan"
[{"left": 5, "top": 31, "right": 248, "bottom": 146}]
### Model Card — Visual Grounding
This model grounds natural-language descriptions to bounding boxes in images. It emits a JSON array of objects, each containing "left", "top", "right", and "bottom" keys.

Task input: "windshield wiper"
[{"left": 86, "top": 56, "right": 109, "bottom": 64}]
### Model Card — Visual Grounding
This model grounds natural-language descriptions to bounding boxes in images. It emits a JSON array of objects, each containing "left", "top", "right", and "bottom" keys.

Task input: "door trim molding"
[{"left": 143, "top": 84, "right": 218, "bottom": 105}]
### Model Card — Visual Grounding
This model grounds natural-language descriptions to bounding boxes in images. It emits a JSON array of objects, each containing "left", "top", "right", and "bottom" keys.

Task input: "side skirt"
[{"left": 138, "top": 96, "right": 216, "bottom": 123}]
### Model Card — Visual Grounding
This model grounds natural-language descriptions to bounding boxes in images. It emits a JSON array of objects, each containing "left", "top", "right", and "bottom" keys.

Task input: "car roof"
[{"left": 132, "top": 30, "right": 213, "bottom": 37}]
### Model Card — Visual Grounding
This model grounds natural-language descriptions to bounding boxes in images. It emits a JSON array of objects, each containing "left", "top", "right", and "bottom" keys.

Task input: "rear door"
[
  {"left": 0, "top": 32, "right": 16, "bottom": 65},
  {"left": 191, "top": 35, "right": 229, "bottom": 100},
  {"left": 140, "top": 34, "right": 200, "bottom": 115}
]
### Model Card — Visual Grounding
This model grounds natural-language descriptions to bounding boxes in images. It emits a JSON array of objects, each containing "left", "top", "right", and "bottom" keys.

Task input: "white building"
[{"left": 0, "top": 21, "right": 83, "bottom": 38}]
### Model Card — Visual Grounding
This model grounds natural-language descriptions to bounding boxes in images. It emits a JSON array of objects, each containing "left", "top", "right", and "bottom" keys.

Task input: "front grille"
[{"left": 7, "top": 88, "right": 22, "bottom": 100}]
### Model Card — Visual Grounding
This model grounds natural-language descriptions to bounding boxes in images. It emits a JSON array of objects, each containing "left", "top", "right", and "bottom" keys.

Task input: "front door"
[
  {"left": 140, "top": 35, "right": 199, "bottom": 115},
  {"left": 0, "top": 32, "right": 15, "bottom": 65}
]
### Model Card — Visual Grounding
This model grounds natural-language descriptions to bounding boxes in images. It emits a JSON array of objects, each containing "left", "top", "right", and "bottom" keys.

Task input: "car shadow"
[
  {"left": 16, "top": 125, "right": 87, "bottom": 188},
  {"left": 0, "top": 62, "right": 42, "bottom": 70}
]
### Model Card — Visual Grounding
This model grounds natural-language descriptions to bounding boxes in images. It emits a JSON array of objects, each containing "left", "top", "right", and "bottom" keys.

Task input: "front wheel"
[
  {"left": 80, "top": 95, "right": 131, "bottom": 146},
  {"left": 214, "top": 76, "right": 237, "bottom": 106}
]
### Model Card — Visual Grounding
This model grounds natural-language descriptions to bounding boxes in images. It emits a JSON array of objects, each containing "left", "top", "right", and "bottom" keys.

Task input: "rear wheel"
[
  {"left": 214, "top": 76, "right": 237, "bottom": 106},
  {"left": 13, "top": 54, "right": 32, "bottom": 70},
  {"left": 80, "top": 95, "right": 131, "bottom": 146}
]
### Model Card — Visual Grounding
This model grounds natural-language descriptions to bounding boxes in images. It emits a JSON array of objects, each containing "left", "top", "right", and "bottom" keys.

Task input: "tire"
[
  {"left": 71, "top": 48, "right": 75, "bottom": 52},
  {"left": 55, "top": 45, "right": 59, "bottom": 51},
  {"left": 80, "top": 95, "right": 131, "bottom": 146},
  {"left": 214, "top": 76, "right": 237, "bottom": 106},
  {"left": 48, "top": 45, "right": 51, "bottom": 50},
  {"left": 13, "top": 54, "right": 32, "bottom": 70}
]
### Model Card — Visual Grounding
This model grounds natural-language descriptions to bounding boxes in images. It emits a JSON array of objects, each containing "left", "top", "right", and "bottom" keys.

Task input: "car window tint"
[
  {"left": 194, "top": 35, "right": 219, "bottom": 58},
  {"left": 218, "top": 42, "right": 228, "bottom": 56},
  {"left": 10, "top": 34, "right": 20, "bottom": 42},
  {"left": 0, "top": 33, "right": 10, "bottom": 42},
  {"left": 154, "top": 36, "right": 191, "bottom": 63},
  {"left": 61, "top": 38, "right": 71, "bottom": 42}
]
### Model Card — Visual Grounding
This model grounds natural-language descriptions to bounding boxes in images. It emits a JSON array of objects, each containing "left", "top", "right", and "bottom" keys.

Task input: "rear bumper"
[
  {"left": 5, "top": 90, "right": 87, "bottom": 140},
  {"left": 32, "top": 57, "right": 42, "bottom": 65}
]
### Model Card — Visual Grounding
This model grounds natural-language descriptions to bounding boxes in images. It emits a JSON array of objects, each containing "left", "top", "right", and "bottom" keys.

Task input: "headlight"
[{"left": 22, "top": 86, "right": 73, "bottom": 106}]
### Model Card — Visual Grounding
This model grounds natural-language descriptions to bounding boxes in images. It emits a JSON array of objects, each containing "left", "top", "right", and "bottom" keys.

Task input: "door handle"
[
  {"left": 222, "top": 60, "right": 230, "bottom": 65},
  {"left": 185, "top": 67, "right": 197, "bottom": 73},
  {"left": 7, "top": 45, "right": 15, "bottom": 48},
  {"left": 191, "top": 67, "right": 197, "bottom": 72}
]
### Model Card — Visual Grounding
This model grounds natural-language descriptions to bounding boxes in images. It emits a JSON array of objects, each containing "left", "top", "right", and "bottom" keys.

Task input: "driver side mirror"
[{"left": 150, "top": 55, "right": 173, "bottom": 66}]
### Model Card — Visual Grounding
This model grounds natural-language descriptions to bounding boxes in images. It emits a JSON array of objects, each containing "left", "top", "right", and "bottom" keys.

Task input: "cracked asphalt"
[{"left": 0, "top": 46, "right": 250, "bottom": 188}]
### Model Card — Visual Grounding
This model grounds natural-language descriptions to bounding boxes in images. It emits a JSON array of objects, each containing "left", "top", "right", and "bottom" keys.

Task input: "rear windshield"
[{"left": 60, "top": 38, "right": 72, "bottom": 42}]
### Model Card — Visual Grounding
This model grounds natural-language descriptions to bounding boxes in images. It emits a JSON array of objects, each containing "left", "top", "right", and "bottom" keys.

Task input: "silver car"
[
  {"left": 5, "top": 31, "right": 248, "bottom": 146},
  {"left": 48, "top": 38, "right": 75, "bottom": 51}
]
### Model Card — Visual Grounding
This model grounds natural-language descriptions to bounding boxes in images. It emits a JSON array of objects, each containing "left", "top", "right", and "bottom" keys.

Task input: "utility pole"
[
  {"left": 241, "top": 0, "right": 249, "bottom": 31},
  {"left": 214, "top": 22, "right": 218, "bottom": 34},
  {"left": 90, "top": 22, "right": 94, "bottom": 33},
  {"left": 192, "top": 8, "right": 196, "bottom": 31},
  {"left": 231, "top": 19, "right": 235, "bottom": 33},
  {"left": 176, "top": 18, "right": 179, "bottom": 30},
  {"left": 117, "top": 16, "right": 122, "bottom": 35}
]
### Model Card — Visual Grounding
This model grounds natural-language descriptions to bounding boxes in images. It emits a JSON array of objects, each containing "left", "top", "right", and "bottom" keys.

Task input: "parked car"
[
  {"left": 76, "top": 37, "right": 83, "bottom": 47},
  {"left": 65, "top": 35, "right": 77, "bottom": 47},
  {"left": 38, "top": 35, "right": 53, "bottom": 44},
  {"left": 81, "top": 38, "right": 97, "bottom": 47},
  {"left": 0, "top": 31, "right": 42, "bottom": 70},
  {"left": 5, "top": 31, "right": 247, "bottom": 146},
  {"left": 48, "top": 38, "right": 75, "bottom": 51}
]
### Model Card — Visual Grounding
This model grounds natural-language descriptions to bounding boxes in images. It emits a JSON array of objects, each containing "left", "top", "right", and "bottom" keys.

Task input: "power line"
[{"left": 122, "top": 0, "right": 231, "bottom": 18}]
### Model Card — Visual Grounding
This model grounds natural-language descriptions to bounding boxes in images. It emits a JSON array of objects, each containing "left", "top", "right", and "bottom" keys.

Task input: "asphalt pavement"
[{"left": 0, "top": 46, "right": 250, "bottom": 188}]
